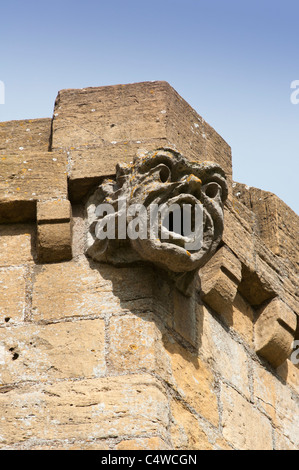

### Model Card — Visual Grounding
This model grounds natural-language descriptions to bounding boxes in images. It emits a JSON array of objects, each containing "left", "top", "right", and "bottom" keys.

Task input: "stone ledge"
[
  {"left": 37, "top": 223, "right": 72, "bottom": 264},
  {"left": 0, "top": 153, "right": 72, "bottom": 263},
  {"left": 200, "top": 245, "right": 242, "bottom": 315},
  {"left": 0, "top": 118, "right": 51, "bottom": 154},
  {"left": 0, "top": 151, "right": 68, "bottom": 223},
  {"left": 36, "top": 200, "right": 72, "bottom": 263},
  {"left": 37, "top": 199, "right": 71, "bottom": 224}
]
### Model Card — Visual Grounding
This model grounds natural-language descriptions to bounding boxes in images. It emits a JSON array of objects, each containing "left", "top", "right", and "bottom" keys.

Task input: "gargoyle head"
[{"left": 86, "top": 148, "right": 227, "bottom": 292}]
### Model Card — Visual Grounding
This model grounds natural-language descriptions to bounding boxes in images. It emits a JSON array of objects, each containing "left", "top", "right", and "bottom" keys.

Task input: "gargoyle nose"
[{"left": 182, "top": 174, "right": 202, "bottom": 198}]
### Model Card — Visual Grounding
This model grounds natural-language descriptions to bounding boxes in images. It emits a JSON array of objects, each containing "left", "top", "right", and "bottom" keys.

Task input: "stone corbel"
[
  {"left": 0, "top": 150, "right": 72, "bottom": 263},
  {"left": 36, "top": 199, "right": 73, "bottom": 263},
  {"left": 199, "top": 245, "right": 242, "bottom": 314},
  {"left": 255, "top": 297, "right": 297, "bottom": 368},
  {"left": 200, "top": 245, "right": 298, "bottom": 368}
]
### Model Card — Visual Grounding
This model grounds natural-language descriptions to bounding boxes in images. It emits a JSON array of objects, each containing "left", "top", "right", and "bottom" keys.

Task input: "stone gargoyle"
[{"left": 85, "top": 148, "right": 228, "bottom": 295}]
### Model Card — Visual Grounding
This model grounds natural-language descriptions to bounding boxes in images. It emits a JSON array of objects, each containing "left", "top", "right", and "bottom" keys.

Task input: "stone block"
[
  {"left": 116, "top": 437, "right": 170, "bottom": 450},
  {"left": 163, "top": 334, "right": 219, "bottom": 426},
  {"left": 201, "top": 270, "right": 238, "bottom": 316},
  {"left": 253, "top": 362, "right": 277, "bottom": 422},
  {"left": 0, "top": 118, "right": 51, "bottom": 154},
  {"left": 31, "top": 259, "right": 153, "bottom": 322},
  {"left": 0, "top": 224, "right": 35, "bottom": 267},
  {"left": 32, "top": 260, "right": 114, "bottom": 322},
  {"left": 8, "top": 440, "right": 111, "bottom": 450},
  {"left": 170, "top": 399, "right": 213, "bottom": 450},
  {"left": 221, "top": 384, "right": 273, "bottom": 450},
  {"left": 232, "top": 182, "right": 251, "bottom": 207},
  {"left": 36, "top": 199, "right": 72, "bottom": 263},
  {"left": 255, "top": 297, "right": 297, "bottom": 368},
  {"left": 199, "top": 305, "right": 250, "bottom": 398},
  {"left": 232, "top": 197, "right": 258, "bottom": 231},
  {"left": 277, "top": 359, "right": 299, "bottom": 393},
  {"left": 173, "top": 290, "right": 198, "bottom": 347},
  {"left": 37, "top": 199, "right": 71, "bottom": 223},
  {"left": 0, "top": 267, "right": 26, "bottom": 325},
  {"left": 274, "top": 431, "right": 297, "bottom": 451},
  {"left": 233, "top": 183, "right": 299, "bottom": 268},
  {"left": 222, "top": 205, "right": 255, "bottom": 272},
  {"left": 0, "top": 319, "right": 106, "bottom": 384},
  {"left": 108, "top": 314, "right": 169, "bottom": 375},
  {"left": 200, "top": 246, "right": 242, "bottom": 315},
  {"left": 230, "top": 293, "right": 254, "bottom": 346},
  {"left": 152, "top": 273, "right": 174, "bottom": 328},
  {"left": 0, "top": 375, "right": 169, "bottom": 446},
  {"left": 37, "top": 223, "right": 72, "bottom": 263},
  {"left": 0, "top": 151, "right": 68, "bottom": 223},
  {"left": 254, "top": 235, "right": 299, "bottom": 309},
  {"left": 274, "top": 376, "right": 299, "bottom": 447},
  {"left": 207, "top": 290, "right": 254, "bottom": 346},
  {"left": 239, "top": 257, "right": 279, "bottom": 308},
  {"left": 254, "top": 361, "right": 299, "bottom": 446},
  {"left": 51, "top": 81, "right": 232, "bottom": 201}
]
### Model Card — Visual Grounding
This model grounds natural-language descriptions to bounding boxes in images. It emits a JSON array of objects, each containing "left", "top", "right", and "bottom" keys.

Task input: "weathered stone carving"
[
  {"left": 200, "top": 245, "right": 242, "bottom": 314},
  {"left": 255, "top": 297, "right": 297, "bottom": 368},
  {"left": 86, "top": 148, "right": 228, "bottom": 294}
]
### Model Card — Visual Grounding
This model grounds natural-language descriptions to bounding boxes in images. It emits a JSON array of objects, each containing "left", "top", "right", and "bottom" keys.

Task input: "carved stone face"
[{"left": 86, "top": 148, "right": 228, "bottom": 275}]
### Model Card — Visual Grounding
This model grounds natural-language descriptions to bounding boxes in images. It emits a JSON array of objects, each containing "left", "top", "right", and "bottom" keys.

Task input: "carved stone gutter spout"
[{"left": 86, "top": 148, "right": 228, "bottom": 295}]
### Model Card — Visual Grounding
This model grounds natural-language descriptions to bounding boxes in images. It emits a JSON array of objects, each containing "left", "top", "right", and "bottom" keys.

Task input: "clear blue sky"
[{"left": 0, "top": 0, "right": 298, "bottom": 214}]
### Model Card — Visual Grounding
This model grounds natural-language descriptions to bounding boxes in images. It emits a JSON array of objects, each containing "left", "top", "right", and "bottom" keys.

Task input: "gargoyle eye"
[
  {"left": 203, "top": 182, "right": 221, "bottom": 199},
  {"left": 158, "top": 164, "right": 171, "bottom": 183}
]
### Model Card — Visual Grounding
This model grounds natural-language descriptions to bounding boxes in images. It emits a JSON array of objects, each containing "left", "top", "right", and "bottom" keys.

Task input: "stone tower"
[{"left": 0, "top": 82, "right": 298, "bottom": 450}]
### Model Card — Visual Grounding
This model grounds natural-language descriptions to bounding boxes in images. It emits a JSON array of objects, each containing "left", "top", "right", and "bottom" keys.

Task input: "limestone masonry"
[{"left": 0, "top": 81, "right": 298, "bottom": 450}]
